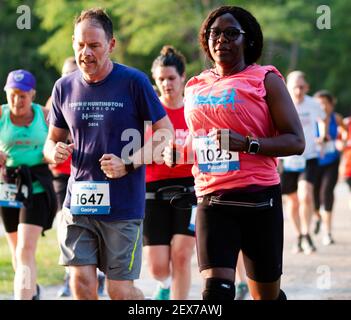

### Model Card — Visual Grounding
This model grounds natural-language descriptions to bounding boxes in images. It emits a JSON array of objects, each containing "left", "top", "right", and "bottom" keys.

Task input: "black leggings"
[{"left": 313, "top": 159, "right": 339, "bottom": 212}]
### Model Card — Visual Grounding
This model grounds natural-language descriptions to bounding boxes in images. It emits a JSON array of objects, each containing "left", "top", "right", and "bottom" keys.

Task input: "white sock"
[
  {"left": 97, "top": 269, "right": 104, "bottom": 277},
  {"left": 158, "top": 277, "right": 171, "bottom": 289}
]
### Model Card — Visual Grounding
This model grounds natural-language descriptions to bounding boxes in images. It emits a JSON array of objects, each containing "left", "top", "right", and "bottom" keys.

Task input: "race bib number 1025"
[{"left": 194, "top": 136, "right": 240, "bottom": 173}]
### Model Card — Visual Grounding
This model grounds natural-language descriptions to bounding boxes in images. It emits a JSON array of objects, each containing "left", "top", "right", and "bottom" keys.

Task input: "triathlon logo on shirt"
[
  {"left": 81, "top": 113, "right": 104, "bottom": 121},
  {"left": 191, "top": 88, "right": 242, "bottom": 111},
  {"left": 67, "top": 101, "right": 123, "bottom": 127}
]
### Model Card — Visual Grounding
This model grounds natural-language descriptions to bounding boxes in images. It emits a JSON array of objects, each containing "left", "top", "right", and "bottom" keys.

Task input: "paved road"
[
  {"left": 1, "top": 182, "right": 350, "bottom": 300},
  {"left": 281, "top": 182, "right": 351, "bottom": 299}
]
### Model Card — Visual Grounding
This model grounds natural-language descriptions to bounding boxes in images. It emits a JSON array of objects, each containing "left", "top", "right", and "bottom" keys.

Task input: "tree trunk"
[
  {"left": 263, "top": 39, "right": 276, "bottom": 65},
  {"left": 288, "top": 41, "right": 299, "bottom": 72}
]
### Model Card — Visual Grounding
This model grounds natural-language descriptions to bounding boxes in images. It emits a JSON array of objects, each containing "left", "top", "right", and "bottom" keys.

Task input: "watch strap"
[{"left": 124, "top": 162, "right": 135, "bottom": 173}]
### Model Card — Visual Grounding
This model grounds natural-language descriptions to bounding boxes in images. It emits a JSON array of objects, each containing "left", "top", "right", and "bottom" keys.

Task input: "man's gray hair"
[{"left": 286, "top": 70, "right": 306, "bottom": 85}]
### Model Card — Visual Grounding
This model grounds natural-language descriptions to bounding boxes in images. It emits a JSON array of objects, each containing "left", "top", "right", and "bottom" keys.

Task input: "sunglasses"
[{"left": 206, "top": 27, "right": 245, "bottom": 41}]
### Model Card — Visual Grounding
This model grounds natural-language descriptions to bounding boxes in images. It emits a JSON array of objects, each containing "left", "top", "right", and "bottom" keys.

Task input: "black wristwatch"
[
  {"left": 246, "top": 136, "right": 260, "bottom": 154},
  {"left": 124, "top": 161, "right": 135, "bottom": 173}
]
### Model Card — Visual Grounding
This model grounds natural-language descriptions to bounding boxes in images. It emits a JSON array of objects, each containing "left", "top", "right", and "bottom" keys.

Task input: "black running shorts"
[
  {"left": 196, "top": 184, "right": 283, "bottom": 283},
  {"left": 281, "top": 158, "right": 318, "bottom": 194},
  {"left": 143, "top": 177, "right": 195, "bottom": 246},
  {"left": 0, "top": 192, "right": 51, "bottom": 233}
]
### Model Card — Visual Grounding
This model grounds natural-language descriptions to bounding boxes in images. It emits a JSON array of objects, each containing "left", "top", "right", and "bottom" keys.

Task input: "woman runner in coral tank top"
[{"left": 164, "top": 6, "right": 305, "bottom": 300}]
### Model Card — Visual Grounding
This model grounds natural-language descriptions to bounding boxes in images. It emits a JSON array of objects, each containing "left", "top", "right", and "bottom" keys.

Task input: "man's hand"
[
  {"left": 99, "top": 154, "right": 128, "bottom": 179},
  {"left": 53, "top": 142, "right": 74, "bottom": 164},
  {"left": 0, "top": 151, "right": 7, "bottom": 167}
]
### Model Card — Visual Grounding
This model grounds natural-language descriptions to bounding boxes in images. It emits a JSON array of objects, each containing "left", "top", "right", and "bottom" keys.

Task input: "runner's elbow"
[{"left": 295, "top": 136, "right": 305, "bottom": 155}]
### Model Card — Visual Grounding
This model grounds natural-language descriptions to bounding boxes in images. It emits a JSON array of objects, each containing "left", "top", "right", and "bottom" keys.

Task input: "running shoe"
[
  {"left": 57, "top": 274, "right": 71, "bottom": 297},
  {"left": 291, "top": 235, "right": 303, "bottom": 254},
  {"left": 314, "top": 218, "right": 321, "bottom": 235},
  {"left": 236, "top": 282, "right": 249, "bottom": 300},
  {"left": 152, "top": 286, "right": 170, "bottom": 300},
  {"left": 302, "top": 234, "right": 317, "bottom": 255},
  {"left": 32, "top": 284, "right": 41, "bottom": 300},
  {"left": 97, "top": 273, "right": 105, "bottom": 296},
  {"left": 322, "top": 234, "right": 335, "bottom": 246}
]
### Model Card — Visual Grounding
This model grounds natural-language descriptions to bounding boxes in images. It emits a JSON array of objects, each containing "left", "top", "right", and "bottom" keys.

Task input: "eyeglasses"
[{"left": 206, "top": 27, "right": 245, "bottom": 41}]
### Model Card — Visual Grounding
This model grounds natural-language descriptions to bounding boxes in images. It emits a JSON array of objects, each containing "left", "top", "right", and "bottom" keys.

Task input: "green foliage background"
[{"left": 0, "top": 0, "right": 350, "bottom": 115}]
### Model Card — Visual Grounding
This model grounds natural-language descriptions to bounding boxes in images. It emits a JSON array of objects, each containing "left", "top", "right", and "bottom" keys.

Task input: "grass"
[{"left": 0, "top": 228, "right": 65, "bottom": 296}]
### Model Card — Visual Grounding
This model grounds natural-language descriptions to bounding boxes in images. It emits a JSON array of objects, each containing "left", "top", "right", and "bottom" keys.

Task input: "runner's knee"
[
  {"left": 171, "top": 247, "right": 192, "bottom": 270},
  {"left": 148, "top": 261, "right": 170, "bottom": 280},
  {"left": 70, "top": 275, "right": 97, "bottom": 299},
  {"left": 107, "top": 281, "right": 143, "bottom": 300}
]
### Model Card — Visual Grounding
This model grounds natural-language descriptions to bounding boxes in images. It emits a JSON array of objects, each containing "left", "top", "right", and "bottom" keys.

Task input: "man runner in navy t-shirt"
[{"left": 44, "top": 8, "right": 173, "bottom": 300}]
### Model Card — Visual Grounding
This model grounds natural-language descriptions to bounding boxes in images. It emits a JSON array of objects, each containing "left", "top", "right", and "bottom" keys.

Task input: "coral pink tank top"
[{"left": 184, "top": 64, "right": 283, "bottom": 196}]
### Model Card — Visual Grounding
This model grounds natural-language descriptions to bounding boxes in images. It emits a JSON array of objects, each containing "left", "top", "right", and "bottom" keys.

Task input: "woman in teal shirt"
[{"left": 0, "top": 69, "right": 56, "bottom": 300}]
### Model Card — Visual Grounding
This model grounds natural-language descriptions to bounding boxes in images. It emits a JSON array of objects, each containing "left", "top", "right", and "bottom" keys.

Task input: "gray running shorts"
[{"left": 58, "top": 208, "right": 142, "bottom": 281}]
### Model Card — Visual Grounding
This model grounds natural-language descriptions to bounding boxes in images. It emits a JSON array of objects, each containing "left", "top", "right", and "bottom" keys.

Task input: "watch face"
[{"left": 249, "top": 140, "right": 260, "bottom": 154}]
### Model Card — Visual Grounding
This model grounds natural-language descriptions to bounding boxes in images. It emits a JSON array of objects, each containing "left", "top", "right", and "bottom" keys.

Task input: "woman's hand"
[
  {"left": 162, "top": 140, "right": 183, "bottom": 167},
  {"left": 208, "top": 128, "right": 247, "bottom": 152}
]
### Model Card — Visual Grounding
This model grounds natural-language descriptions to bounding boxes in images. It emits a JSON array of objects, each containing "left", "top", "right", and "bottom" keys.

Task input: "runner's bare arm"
[
  {"left": 42, "top": 106, "right": 50, "bottom": 126},
  {"left": 43, "top": 125, "right": 73, "bottom": 164},
  {"left": 257, "top": 72, "right": 305, "bottom": 156}
]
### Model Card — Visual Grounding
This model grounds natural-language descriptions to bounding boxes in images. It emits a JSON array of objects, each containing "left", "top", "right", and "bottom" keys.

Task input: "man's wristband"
[{"left": 124, "top": 162, "right": 135, "bottom": 173}]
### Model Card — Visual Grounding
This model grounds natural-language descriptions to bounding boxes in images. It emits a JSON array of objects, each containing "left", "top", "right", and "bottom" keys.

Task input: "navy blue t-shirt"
[{"left": 50, "top": 63, "right": 166, "bottom": 221}]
